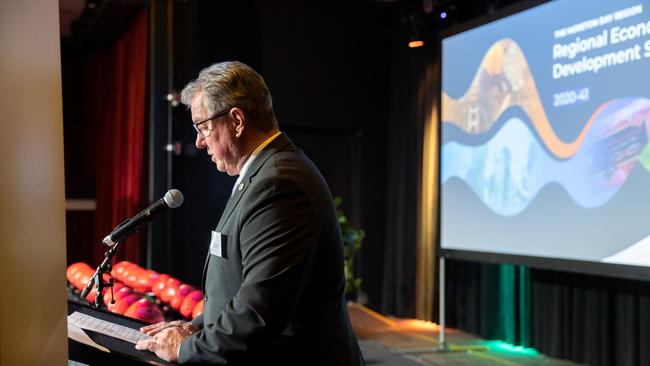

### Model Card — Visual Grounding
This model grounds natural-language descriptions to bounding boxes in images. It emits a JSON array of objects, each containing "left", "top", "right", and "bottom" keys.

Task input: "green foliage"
[{"left": 334, "top": 196, "right": 364, "bottom": 294}]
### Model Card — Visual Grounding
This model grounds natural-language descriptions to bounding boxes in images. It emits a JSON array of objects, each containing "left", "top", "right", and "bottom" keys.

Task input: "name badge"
[{"left": 210, "top": 231, "right": 227, "bottom": 258}]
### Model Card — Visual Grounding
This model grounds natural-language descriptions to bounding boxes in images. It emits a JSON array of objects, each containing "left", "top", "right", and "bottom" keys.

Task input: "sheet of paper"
[
  {"left": 68, "top": 311, "right": 150, "bottom": 344},
  {"left": 67, "top": 322, "right": 110, "bottom": 352}
]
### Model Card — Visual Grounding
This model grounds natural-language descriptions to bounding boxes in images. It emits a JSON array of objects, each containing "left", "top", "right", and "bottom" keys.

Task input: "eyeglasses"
[{"left": 192, "top": 109, "right": 230, "bottom": 137}]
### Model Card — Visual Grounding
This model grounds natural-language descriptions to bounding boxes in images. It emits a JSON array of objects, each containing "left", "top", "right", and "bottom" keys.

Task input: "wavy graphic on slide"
[
  {"left": 442, "top": 97, "right": 650, "bottom": 216},
  {"left": 442, "top": 38, "right": 601, "bottom": 159}
]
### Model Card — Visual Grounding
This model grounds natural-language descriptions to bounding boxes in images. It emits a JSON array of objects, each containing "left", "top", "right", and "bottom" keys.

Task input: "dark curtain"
[
  {"left": 530, "top": 269, "right": 650, "bottom": 366},
  {"left": 380, "top": 35, "right": 436, "bottom": 317},
  {"left": 62, "top": 35, "right": 97, "bottom": 265},
  {"left": 88, "top": 10, "right": 149, "bottom": 264},
  {"left": 445, "top": 258, "right": 650, "bottom": 366},
  {"left": 65, "top": 210, "right": 95, "bottom": 265}
]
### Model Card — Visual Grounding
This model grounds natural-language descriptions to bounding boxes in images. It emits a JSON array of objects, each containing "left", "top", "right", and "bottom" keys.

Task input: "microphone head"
[{"left": 163, "top": 189, "right": 184, "bottom": 208}]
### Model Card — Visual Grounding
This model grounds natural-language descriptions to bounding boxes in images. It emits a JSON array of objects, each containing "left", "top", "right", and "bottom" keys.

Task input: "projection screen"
[{"left": 439, "top": 0, "right": 650, "bottom": 279}]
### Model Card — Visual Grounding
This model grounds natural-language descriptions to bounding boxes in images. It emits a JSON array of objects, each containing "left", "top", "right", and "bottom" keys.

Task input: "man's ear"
[{"left": 230, "top": 107, "right": 245, "bottom": 137}]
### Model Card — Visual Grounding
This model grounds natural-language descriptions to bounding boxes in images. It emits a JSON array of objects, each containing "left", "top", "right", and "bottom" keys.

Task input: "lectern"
[{"left": 68, "top": 300, "right": 175, "bottom": 366}]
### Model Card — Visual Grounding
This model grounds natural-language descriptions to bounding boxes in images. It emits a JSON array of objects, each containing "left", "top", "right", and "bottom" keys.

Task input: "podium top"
[{"left": 68, "top": 300, "right": 175, "bottom": 366}]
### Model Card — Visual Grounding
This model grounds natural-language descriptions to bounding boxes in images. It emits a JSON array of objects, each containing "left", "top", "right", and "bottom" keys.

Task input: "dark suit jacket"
[{"left": 178, "top": 133, "right": 364, "bottom": 365}]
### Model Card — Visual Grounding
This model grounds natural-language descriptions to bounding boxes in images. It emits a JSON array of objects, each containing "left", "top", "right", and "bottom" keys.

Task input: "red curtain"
[{"left": 89, "top": 10, "right": 149, "bottom": 264}]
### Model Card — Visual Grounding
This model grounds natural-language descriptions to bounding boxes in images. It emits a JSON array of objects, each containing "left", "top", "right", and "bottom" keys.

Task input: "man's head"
[{"left": 181, "top": 61, "right": 279, "bottom": 175}]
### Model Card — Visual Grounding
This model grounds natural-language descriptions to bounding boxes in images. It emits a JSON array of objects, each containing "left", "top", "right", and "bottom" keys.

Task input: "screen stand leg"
[
  {"left": 437, "top": 255, "right": 447, "bottom": 350},
  {"left": 399, "top": 256, "right": 488, "bottom": 355}
]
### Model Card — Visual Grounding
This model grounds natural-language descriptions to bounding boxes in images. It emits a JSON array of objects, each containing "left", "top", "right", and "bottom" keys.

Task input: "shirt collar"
[{"left": 232, "top": 131, "right": 282, "bottom": 194}]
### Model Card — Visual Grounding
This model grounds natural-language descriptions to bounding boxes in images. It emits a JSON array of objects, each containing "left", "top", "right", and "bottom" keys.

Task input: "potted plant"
[{"left": 334, "top": 197, "right": 364, "bottom": 298}]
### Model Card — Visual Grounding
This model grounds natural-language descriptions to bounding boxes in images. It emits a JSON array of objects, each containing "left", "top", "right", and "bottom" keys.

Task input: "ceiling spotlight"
[{"left": 407, "top": 12, "right": 425, "bottom": 48}]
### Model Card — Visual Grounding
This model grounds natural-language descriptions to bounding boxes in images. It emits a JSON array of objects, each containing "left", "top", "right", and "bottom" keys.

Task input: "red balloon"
[
  {"left": 111, "top": 261, "right": 135, "bottom": 281},
  {"left": 161, "top": 283, "right": 179, "bottom": 303},
  {"left": 119, "top": 262, "right": 139, "bottom": 275},
  {"left": 151, "top": 274, "right": 170, "bottom": 298},
  {"left": 124, "top": 299, "right": 164, "bottom": 324},
  {"left": 67, "top": 262, "right": 92, "bottom": 284},
  {"left": 77, "top": 271, "right": 92, "bottom": 289},
  {"left": 66, "top": 263, "right": 80, "bottom": 281},
  {"left": 124, "top": 297, "right": 152, "bottom": 317},
  {"left": 122, "top": 265, "right": 144, "bottom": 288},
  {"left": 135, "top": 270, "right": 159, "bottom": 293},
  {"left": 111, "top": 293, "right": 141, "bottom": 315},
  {"left": 192, "top": 300, "right": 204, "bottom": 319},
  {"left": 166, "top": 277, "right": 182, "bottom": 288},
  {"left": 70, "top": 265, "right": 93, "bottom": 290},
  {"left": 103, "top": 281, "right": 125, "bottom": 305},
  {"left": 101, "top": 272, "right": 112, "bottom": 282},
  {"left": 171, "top": 284, "right": 195, "bottom": 311},
  {"left": 137, "top": 306, "right": 165, "bottom": 324},
  {"left": 70, "top": 269, "right": 85, "bottom": 289},
  {"left": 85, "top": 288, "right": 98, "bottom": 303},
  {"left": 107, "top": 286, "right": 134, "bottom": 311},
  {"left": 114, "top": 285, "right": 133, "bottom": 300},
  {"left": 180, "top": 290, "right": 203, "bottom": 318}
]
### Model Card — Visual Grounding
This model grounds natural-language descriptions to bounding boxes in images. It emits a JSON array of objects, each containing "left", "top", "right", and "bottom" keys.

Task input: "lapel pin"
[{"left": 238, "top": 183, "right": 245, "bottom": 191}]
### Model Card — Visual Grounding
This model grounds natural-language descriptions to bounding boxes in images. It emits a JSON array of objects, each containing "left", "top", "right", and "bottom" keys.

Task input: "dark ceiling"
[
  {"left": 60, "top": 0, "right": 528, "bottom": 48},
  {"left": 59, "top": 0, "right": 147, "bottom": 48}
]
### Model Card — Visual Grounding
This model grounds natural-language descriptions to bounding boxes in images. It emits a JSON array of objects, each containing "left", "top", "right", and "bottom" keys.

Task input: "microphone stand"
[{"left": 80, "top": 242, "right": 121, "bottom": 309}]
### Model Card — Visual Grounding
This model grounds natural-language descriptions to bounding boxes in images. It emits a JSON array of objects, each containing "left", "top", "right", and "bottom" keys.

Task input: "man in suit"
[{"left": 136, "top": 61, "right": 365, "bottom": 365}]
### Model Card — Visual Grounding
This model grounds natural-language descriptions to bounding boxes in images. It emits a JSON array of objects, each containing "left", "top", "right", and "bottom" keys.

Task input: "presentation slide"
[{"left": 440, "top": 0, "right": 650, "bottom": 268}]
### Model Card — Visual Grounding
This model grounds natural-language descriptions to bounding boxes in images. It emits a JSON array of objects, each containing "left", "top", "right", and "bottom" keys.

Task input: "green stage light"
[{"left": 487, "top": 340, "right": 539, "bottom": 356}]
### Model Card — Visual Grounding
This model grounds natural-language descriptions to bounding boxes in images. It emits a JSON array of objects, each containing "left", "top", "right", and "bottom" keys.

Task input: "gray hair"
[{"left": 181, "top": 61, "right": 278, "bottom": 132}]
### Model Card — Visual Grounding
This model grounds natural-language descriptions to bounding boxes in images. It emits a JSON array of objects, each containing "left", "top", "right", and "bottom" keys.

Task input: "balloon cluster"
[{"left": 66, "top": 261, "right": 204, "bottom": 323}]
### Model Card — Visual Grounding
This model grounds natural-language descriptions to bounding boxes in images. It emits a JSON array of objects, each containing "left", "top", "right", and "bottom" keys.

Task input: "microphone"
[{"left": 102, "top": 189, "right": 184, "bottom": 246}]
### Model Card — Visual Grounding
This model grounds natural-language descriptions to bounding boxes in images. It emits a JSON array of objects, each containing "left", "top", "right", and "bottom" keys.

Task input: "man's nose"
[{"left": 195, "top": 133, "right": 206, "bottom": 148}]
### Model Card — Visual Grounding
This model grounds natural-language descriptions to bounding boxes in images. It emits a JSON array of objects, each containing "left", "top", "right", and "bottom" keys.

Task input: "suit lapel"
[
  {"left": 200, "top": 133, "right": 294, "bottom": 293},
  {"left": 214, "top": 134, "right": 292, "bottom": 231}
]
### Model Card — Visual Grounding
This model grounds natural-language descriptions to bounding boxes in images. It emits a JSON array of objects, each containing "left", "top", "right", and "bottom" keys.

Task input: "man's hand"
[
  {"left": 140, "top": 320, "right": 199, "bottom": 336},
  {"left": 135, "top": 321, "right": 199, "bottom": 362}
]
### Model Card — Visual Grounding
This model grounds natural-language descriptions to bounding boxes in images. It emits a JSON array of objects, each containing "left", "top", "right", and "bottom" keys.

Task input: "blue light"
[{"left": 440, "top": 12, "right": 447, "bottom": 19}]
